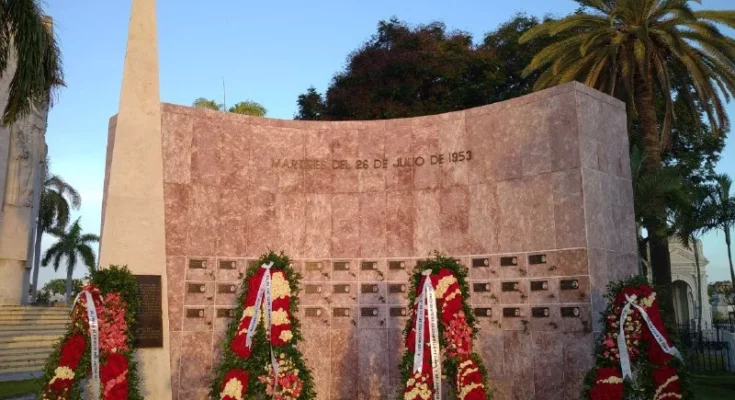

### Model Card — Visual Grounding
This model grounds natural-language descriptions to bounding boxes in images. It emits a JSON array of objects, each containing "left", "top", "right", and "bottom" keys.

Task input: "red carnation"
[
  {"left": 589, "top": 367, "right": 623, "bottom": 400},
  {"left": 59, "top": 334, "right": 86, "bottom": 369},
  {"left": 101, "top": 353, "right": 128, "bottom": 383},
  {"left": 231, "top": 334, "right": 252, "bottom": 359},
  {"left": 222, "top": 369, "right": 249, "bottom": 395},
  {"left": 652, "top": 366, "right": 681, "bottom": 397}
]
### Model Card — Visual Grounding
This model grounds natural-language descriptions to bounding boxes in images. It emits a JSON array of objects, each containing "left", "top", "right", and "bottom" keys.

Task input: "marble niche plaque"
[{"left": 134, "top": 275, "right": 163, "bottom": 348}]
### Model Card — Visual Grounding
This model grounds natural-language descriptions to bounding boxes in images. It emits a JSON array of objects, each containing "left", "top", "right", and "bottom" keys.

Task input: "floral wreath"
[
  {"left": 39, "top": 265, "right": 142, "bottom": 400},
  {"left": 399, "top": 254, "right": 491, "bottom": 400},
  {"left": 211, "top": 252, "right": 316, "bottom": 400},
  {"left": 582, "top": 276, "right": 692, "bottom": 400}
]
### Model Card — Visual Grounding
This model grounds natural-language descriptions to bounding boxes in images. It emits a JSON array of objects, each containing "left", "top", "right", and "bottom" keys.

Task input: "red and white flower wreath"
[
  {"left": 41, "top": 283, "right": 138, "bottom": 400},
  {"left": 585, "top": 281, "right": 686, "bottom": 400},
  {"left": 402, "top": 266, "right": 490, "bottom": 400}
]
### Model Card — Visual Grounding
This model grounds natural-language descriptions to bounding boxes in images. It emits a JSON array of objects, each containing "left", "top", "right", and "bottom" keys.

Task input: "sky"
[{"left": 33, "top": 0, "right": 735, "bottom": 288}]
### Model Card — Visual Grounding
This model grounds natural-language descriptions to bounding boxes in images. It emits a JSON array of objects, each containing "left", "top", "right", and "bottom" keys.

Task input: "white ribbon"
[
  {"left": 617, "top": 294, "right": 683, "bottom": 379},
  {"left": 413, "top": 270, "right": 441, "bottom": 400},
  {"left": 73, "top": 291, "right": 100, "bottom": 399},
  {"left": 245, "top": 262, "right": 279, "bottom": 395}
]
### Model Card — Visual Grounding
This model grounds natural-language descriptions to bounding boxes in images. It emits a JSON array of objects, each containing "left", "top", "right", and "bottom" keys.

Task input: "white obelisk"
[{"left": 99, "top": 0, "right": 172, "bottom": 397}]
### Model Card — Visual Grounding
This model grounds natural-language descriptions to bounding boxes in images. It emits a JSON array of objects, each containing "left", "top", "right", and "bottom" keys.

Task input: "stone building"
[
  {"left": 669, "top": 239, "right": 713, "bottom": 328},
  {"left": 0, "top": 21, "right": 52, "bottom": 305}
]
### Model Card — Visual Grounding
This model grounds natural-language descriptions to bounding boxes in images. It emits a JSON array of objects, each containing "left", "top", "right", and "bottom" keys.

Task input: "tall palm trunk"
[
  {"left": 65, "top": 267, "right": 73, "bottom": 303},
  {"left": 30, "top": 226, "right": 43, "bottom": 302},
  {"left": 634, "top": 67, "right": 675, "bottom": 316},
  {"left": 726, "top": 227, "right": 735, "bottom": 289}
]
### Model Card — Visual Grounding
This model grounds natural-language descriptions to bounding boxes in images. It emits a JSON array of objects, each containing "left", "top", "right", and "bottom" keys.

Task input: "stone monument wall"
[{"left": 151, "top": 82, "right": 637, "bottom": 400}]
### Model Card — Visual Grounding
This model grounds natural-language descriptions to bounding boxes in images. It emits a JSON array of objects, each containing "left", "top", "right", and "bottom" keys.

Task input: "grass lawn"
[
  {"left": 691, "top": 372, "right": 735, "bottom": 400},
  {"left": 0, "top": 379, "right": 38, "bottom": 399}
]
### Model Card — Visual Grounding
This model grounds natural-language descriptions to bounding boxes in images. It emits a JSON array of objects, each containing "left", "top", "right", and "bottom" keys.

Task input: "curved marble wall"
[{"left": 156, "top": 82, "right": 637, "bottom": 400}]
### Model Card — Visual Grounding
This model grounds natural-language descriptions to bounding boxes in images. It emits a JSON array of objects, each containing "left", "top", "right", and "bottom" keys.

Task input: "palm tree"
[
  {"left": 41, "top": 219, "right": 98, "bottom": 302},
  {"left": 30, "top": 168, "right": 81, "bottom": 301},
  {"left": 710, "top": 174, "right": 735, "bottom": 289},
  {"left": 192, "top": 97, "right": 221, "bottom": 110},
  {"left": 0, "top": 2, "right": 64, "bottom": 126},
  {"left": 673, "top": 184, "right": 714, "bottom": 339},
  {"left": 229, "top": 100, "right": 267, "bottom": 116},
  {"left": 520, "top": 0, "right": 735, "bottom": 310}
]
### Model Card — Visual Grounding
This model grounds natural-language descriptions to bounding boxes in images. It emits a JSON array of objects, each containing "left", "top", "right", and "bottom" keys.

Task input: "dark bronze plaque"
[
  {"left": 333, "top": 284, "right": 350, "bottom": 294},
  {"left": 305, "top": 284, "right": 323, "bottom": 294},
  {"left": 219, "top": 260, "right": 236, "bottom": 270},
  {"left": 474, "top": 308, "right": 492, "bottom": 317},
  {"left": 305, "top": 308, "right": 323, "bottom": 317},
  {"left": 500, "top": 256, "right": 518, "bottom": 267},
  {"left": 217, "top": 284, "right": 237, "bottom": 294},
  {"left": 388, "top": 284, "right": 406, "bottom": 294},
  {"left": 333, "top": 308, "right": 351, "bottom": 317},
  {"left": 189, "top": 259, "right": 207, "bottom": 269},
  {"left": 216, "top": 308, "right": 236, "bottom": 318},
  {"left": 134, "top": 275, "right": 163, "bottom": 348},
  {"left": 503, "top": 308, "right": 521, "bottom": 318},
  {"left": 530, "top": 281, "right": 549, "bottom": 291},
  {"left": 472, "top": 258, "right": 490, "bottom": 268},
  {"left": 361, "top": 284, "right": 379, "bottom": 294},
  {"left": 560, "top": 280, "right": 580, "bottom": 290},
  {"left": 501, "top": 282, "right": 520, "bottom": 292},
  {"left": 532, "top": 307, "right": 550, "bottom": 318},
  {"left": 186, "top": 308, "right": 205, "bottom": 318},
  {"left": 333, "top": 261, "right": 350, "bottom": 271},
  {"left": 473, "top": 283, "right": 492, "bottom": 292},
  {"left": 187, "top": 283, "right": 207, "bottom": 294},
  {"left": 361, "top": 261, "right": 378, "bottom": 271},
  {"left": 528, "top": 254, "right": 547, "bottom": 265},
  {"left": 390, "top": 307, "right": 407, "bottom": 317},
  {"left": 389, "top": 261, "right": 406, "bottom": 270},
  {"left": 361, "top": 307, "right": 379, "bottom": 317},
  {"left": 305, "top": 262, "right": 323, "bottom": 271},
  {"left": 561, "top": 307, "right": 580, "bottom": 318}
]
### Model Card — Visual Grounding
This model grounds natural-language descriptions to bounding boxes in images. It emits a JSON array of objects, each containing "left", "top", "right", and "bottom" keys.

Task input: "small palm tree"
[
  {"left": 41, "top": 219, "right": 99, "bottom": 302},
  {"left": 192, "top": 97, "right": 221, "bottom": 110},
  {"left": 710, "top": 174, "right": 735, "bottom": 289},
  {"left": 30, "top": 169, "right": 81, "bottom": 300},
  {"left": 0, "top": 2, "right": 64, "bottom": 126},
  {"left": 229, "top": 100, "right": 267, "bottom": 116}
]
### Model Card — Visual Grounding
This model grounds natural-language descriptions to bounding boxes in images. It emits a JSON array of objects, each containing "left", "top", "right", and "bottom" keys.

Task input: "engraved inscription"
[
  {"left": 333, "top": 261, "right": 350, "bottom": 271},
  {"left": 219, "top": 260, "right": 236, "bottom": 270},
  {"left": 189, "top": 259, "right": 207, "bottom": 269},
  {"left": 530, "top": 281, "right": 549, "bottom": 291},
  {"left": 500, "top": 256, "right": 518, "bottom": 267},
  {"left": 473, "top": 283, "right": 492, "bottom": 293},
  {"left": 305, "top": 262, "right": 322, "bottom": 271},
  {"left": 389, "top": 261, "right": 406, "bottom": 270},
  {"left": 305, "top": 308, "right": 323, "bottom": 317},
  {"left": 501, "top": 282, "right": 520, "bottom": 292},
  {"left": 560, "top": 280, "right": 580, "bottom": 290},
  {"left": 361, "top": 307, "right": 379, "bottom": 317},
  {"left": 186, "top": 308, "right": 205, "bottom": 318},
  {"left": 361, "top": 284, "right": 379, "bottom": 294},
  {"left": 187, "top": 283, "right": 207, "bottom": 293},
  {"left": 532, "top": 307, "right": 550, "bottom": 318},
  {"left": 305, "top": 284, "right": 323, "bottom": 294},
  {"left": 561, "top": 307, "right": 581, "bottom": 318},
  {"left": 472, "top": 258, "right": 490, "bottom": 268},
  {"left": 529, "top": 254, "right": 547, "bottom": 265},
  {"left": 503, "top": 308, "right": 521, "bottom": 318},
  {"left": 333, "top": 284, "right": 350, "bottom": 294},
  {"left": 390, "top": 307, "right": 407, "bottom": 317},
  {"left": 360, "top": 261, "right": 378, "bottom": 271},
  {"left": 388, "top": 284, "right": 406, "bottom": 294},
  {"left": 216, "top": 308, "right": 236, "bottom": 318},
  {"left": 333, "top": 308, "right": 351, "bottom": 317},
  {"left": 134, "top": 275, "right": 163, "bottom": 348},
  {"left": 474, "top": 308, "right": 492, "bottom": 317},
  {"left": 217, "top": 284, "right": 237, "bottom": 294}
]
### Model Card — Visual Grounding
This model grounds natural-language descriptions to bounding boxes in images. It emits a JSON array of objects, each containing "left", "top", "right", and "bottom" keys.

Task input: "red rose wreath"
[
  {"left": 39, "top": 266, "right": 142, "bottom": 400},
  {"left": 211, "top": 252, "right": 316, "bottom": 400},
  {"left": 399, "top": 255, "right": 491, "bottom": 400},
  {"left": 583, "top": 276, "right": 692, "bottom": 400}
]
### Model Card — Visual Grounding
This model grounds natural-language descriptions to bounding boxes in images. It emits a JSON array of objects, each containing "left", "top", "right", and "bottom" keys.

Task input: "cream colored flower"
[
  {"left": 653, "top": 375, "right": 680, "bottom": 400},
  {"left": 444, "top": 289, "right": 461, "bottom": 302},
  {"left": 458, "top": 383, "right": 483, "bottom": 400},
  {"left": 271, "top": 309, "right": 290, "bottom": 326},
  {"left": 48, "top": 366, "right": 75, "bottom": 386},
  {"left": 270, "top": 272, "right": 291, "bottom": 300},
  {"left": 434, "top": 275, "right": 458, "bottom": 299},
  {"left": 598, "top": 375, "right": 623, "bottom": 385},
  {"left": 220, "top": 377, "right": 244, "bottom": 400},
  {"left": 279, "top": 330, "right": 293, "bottom": 342}
]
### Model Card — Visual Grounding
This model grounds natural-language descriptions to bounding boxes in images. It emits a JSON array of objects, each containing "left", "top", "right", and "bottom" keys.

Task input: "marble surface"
[{"left": 159, "top": 82, "right": 636, "bottom": 399}]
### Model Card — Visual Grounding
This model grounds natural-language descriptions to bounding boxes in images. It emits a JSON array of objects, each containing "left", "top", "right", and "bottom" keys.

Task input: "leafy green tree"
[
  {"left": 520, "top": 0, "right": 735, "bottom": 310},
  {"left": 41, "top": 218, "right": 99, "bottom": 302},
  {"left": 709, "top": 174, "right": 735, "bottom": 289},
  {"left": 30, "top": 167, "right": 81, "bottom": 301},
  {"left": 0, "top": 1, "right": 63, "bottom": 126},
  {"left": 229, "top": 100, "right": 266, "bottom": 116},
  {"left": 295, "top": 87, "right": 325, "bottom": 120},
  {"left": 41, "top": 278, "right": 83, "bottom": 297},
  {"left": 192, "top": 97, "right": 221, "bottom": 110}
]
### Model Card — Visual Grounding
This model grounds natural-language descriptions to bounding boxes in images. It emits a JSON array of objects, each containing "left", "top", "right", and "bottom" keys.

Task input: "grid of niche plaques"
[
  {"left": 468, "top": 252, "right": 592, "bottom": 333},
  {"left": 181, "top": 255, "right": 592, "bottom": 333}
]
